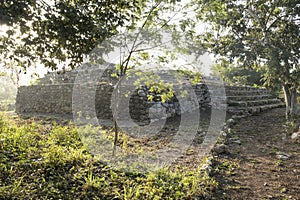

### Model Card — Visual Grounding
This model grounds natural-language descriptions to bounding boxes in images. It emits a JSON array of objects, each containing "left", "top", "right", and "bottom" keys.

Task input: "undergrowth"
[{"left": 0, "top": 113, "right": 217, "bottom": 199}]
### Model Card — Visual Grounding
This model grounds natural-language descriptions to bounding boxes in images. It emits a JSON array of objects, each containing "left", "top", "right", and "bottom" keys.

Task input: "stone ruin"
[{"left": 15, "top": 67, "right": 285, "bottom": 124}]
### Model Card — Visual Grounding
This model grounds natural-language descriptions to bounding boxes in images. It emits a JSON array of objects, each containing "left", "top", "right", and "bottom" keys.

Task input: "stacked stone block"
[
  {"left": 16, "top": 70, "right": 284, "bottom": 121},
  {"left": 225, "top": 85, "right": 284, "bottom": 114}
]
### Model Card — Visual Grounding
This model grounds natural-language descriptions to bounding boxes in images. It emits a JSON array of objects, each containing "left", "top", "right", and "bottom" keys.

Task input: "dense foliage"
[{"left": 210, "top": 63, "right": 265, "bottom": 87}]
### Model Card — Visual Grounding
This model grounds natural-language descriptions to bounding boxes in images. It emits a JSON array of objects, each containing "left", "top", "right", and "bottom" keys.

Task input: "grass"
[
  {"left": 213, "top": 160, "right": 240, "bottom": 176},
  {"left": 0, "top": 113, "right": 218, "bottom": 199}
]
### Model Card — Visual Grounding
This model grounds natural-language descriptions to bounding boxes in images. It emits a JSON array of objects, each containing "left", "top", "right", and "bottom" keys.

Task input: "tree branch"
[{"left": 119, "top": 1, "right": 162, "bottom": 75}]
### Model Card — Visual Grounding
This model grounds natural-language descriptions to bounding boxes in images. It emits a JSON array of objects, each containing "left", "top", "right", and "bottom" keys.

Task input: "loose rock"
[
  {"left": 232, "top": 139, "right": 241, "bottom": 145},
  {"left": 291, "top": 132, "right": 300, "bottom": 141},
  {"left": 226, "top": 118, "right": 236, "bottom": 127},
  {"left": 213, "top": 144, "right": 229, "bottom": 154},
  {"left": 276, "top": 152, "right": 291, "bottom": 160}
]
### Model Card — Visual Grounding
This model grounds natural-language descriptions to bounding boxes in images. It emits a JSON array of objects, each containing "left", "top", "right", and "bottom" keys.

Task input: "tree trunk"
[
  {"left": 283, "top": 84, "right": 291, "bottom": 119},
  {"left": 291, "top": 88, "right": 298, "bottom": 118},
  {"left": 112, "top": 120, "right": 118, "bottom": 156},
  {"left": 283, "top": 84, "right": 298, "bottom": 120},
  {"left": 112, "top": 77, "right": 122, "bottom": 156}
]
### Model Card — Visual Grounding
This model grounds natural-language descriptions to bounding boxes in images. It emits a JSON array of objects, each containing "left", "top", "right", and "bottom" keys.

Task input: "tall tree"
[{"left": 194, "top": 0, "right": 300, "bottom": 119}]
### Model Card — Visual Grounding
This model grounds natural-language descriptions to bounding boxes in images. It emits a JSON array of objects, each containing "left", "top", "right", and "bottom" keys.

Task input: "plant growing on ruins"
[{"left": 193, "top": 0, "right": 300, "bottom": 119}]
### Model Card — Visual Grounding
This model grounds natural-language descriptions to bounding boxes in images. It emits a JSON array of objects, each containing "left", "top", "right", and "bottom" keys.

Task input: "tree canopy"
[
  {"left": 0, "top": 0, "right": 146, "bottom": 70},
  {"left": 194, "top": 0, "right": 300, "bottom": 118}
]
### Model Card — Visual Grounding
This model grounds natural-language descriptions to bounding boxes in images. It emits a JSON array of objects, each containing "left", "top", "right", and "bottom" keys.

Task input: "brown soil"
[{"left": 211, "top": 107, "right": 300, "bottom": 200}]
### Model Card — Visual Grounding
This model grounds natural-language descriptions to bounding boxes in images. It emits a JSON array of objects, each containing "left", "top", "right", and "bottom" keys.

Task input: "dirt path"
[{"left": 212, "top": 107, "right": 300, "bottom": 200}]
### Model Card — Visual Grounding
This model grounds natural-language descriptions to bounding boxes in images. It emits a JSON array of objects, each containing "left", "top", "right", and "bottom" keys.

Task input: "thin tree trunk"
[
  {"left": 112, "top": 77, "right": 122, "bottom": 156},
  {"left": 112, "top": 120, "right": 118, "bottom": 156},
  {"left": 283, "top": 84, "right": 291, "bottom": 119}
]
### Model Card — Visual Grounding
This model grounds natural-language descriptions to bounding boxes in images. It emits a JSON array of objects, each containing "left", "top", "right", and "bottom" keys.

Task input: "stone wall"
[
  {"left": 16, "top": 84, "right": 73, "bottom": 114},
  {"left": 16, "top": 69, "right": 283, "bottom": 121},
  {"left": 0, "top": 101, "right": 15, "bottom": 111}
]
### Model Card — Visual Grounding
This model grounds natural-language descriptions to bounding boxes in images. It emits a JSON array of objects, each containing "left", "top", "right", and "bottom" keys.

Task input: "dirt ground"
[{"left": 211, "top": 107, "right": 300, "bottom": 200}]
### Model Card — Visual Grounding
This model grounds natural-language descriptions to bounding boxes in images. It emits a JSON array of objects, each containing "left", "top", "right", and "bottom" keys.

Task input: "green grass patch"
[{"left": 0, "top": 113, "right": 217, "bottom": 199}]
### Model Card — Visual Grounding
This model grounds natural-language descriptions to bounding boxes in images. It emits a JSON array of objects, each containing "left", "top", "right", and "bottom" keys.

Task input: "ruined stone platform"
[{"left": 15, "top": 69, "right": 284, "bottom": 121}]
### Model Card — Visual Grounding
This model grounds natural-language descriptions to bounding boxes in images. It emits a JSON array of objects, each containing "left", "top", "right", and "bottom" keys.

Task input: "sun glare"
[{"left": 0, "top": 24, "right": 9, "bottom": 36}]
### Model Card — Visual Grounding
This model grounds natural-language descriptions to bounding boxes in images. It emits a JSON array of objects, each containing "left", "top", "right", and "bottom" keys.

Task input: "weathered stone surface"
[{"left": 15, "top": 69, "right": 284, "bottom": 122}]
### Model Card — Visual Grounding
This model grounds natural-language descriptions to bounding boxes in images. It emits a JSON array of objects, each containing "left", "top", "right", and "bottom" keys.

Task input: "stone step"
[
  {"left": 226, "top": 94, "right": 272, "bottom": 101},
  {"left": 209, "top": 89, "right": 269, "bottom": 96},
  {"left": 224, "top": 85, "right": 267, "bottom": 91},
  {"left": 225, "top": 90, "right": 269, "bottom": 96},
  {"left": 228, "top": 102, "right": 285, "bottom": 114},
  {"left": 227, "top": 98, "right": 282, "bottom": 107}
]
